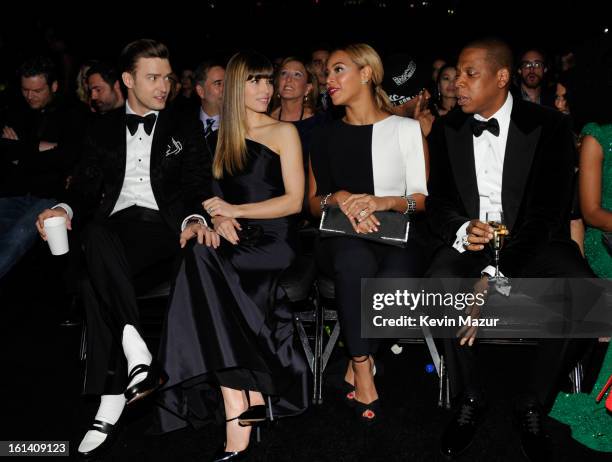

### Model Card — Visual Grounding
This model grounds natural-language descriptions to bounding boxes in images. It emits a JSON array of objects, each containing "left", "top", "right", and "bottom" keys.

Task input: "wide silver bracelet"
[{"left": 402, "top": 196, "right": 416, "bottom": 215}]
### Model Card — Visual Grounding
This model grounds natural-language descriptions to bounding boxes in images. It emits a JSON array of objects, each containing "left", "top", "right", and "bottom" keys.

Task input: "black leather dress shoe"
[
  {"left": 78, "top": 419, "right": 120, "bottom": 460},
  {"left": 211, "top": 446, "right": 250, "bottom": 462},
  {"left": 440, "top": 396, "right": 485, "bottom": 459},
  {"left": 124, "top": 361, "right": 168, "bottom": 405},
  {"left": 515, "top": 406, "right": 552, "bottom": 462}
]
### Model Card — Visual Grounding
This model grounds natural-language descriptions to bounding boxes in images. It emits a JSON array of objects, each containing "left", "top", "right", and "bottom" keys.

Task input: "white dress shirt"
[
  {"left": 111, "top": 102, "right": 160, "bottom": 214},
  {"left": 452, "top": 93, "right": 513, "bottom": 275}
]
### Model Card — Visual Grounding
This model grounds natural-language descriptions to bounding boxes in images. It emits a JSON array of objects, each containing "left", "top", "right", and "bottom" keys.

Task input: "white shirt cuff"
[
  {"left": 452, "top": 221, "right": 470, "bottom": 253},
  {"left": 181, "top": 214, "right": 208, "bottom": 231},
  {"left": 53, "top": 203, "right": 73, "bottom": 220}
]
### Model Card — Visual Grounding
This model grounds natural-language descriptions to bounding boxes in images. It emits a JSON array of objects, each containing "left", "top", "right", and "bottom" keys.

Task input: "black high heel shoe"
[
  {"left": 211, "top": 416, "right": 251, "bottom": 462},
  {"left": 237, "top": 394, "right": 274, "bottom": 427},
  {"left": 124, "top": 361, "right": 168, "bottom": 405}
]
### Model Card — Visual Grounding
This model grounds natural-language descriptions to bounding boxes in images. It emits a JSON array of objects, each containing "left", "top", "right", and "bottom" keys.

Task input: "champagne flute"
[{"left": 486, "top": 210, "right": 509, "bottom": 281}]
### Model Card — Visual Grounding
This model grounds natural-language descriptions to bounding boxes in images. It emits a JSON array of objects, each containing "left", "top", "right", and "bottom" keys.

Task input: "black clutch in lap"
[
  {"left": 237, "top": 224, "right": 264, "bottom": 246},
  {"left": 319, "top": 205, "right": 410, "bottom": 248}
]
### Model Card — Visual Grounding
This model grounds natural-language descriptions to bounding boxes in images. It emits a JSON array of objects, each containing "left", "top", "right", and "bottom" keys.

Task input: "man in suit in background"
[
  {"left": 87, "top": 61, "right": 125, "bottom": 114},
  {"left": 0, "top": 56, "right": 83, "bottom": 280},
  {"left": 194, "top": 60, "right": 224, "bottom": 137},
  {"left": 426, "top": 38, "right": 592, "bottom": 461},
  {"left": 37, "top": 39, "right": 213, "bottom": 458}
]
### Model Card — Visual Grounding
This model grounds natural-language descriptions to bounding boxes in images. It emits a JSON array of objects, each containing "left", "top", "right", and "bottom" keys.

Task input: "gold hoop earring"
[{"left": 360, "top": 79, "right": 369, "bottom": 85}]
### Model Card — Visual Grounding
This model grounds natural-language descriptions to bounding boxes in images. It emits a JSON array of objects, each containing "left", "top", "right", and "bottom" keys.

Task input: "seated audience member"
[
  {"left": 512, "top": 48, "right": 555, "bottom": 108},
  {"left": 309, "top": 43, "right": 428, "bottom": 425},
  {"left": 35, "top": 39, "right": 211, "bottom": 459},
  {"left": 426, "top": 38, "right": 593, "bottom": 461},
  {"left": 430, "top": 63, "right": 457, "bottom": 117},
  {"left": 86, "top": 61, "right": 125, "bottom": 114},
  {"left": 194, "top": 60, "right": 225, "bottom": 137},
  {"left": 0, "top": 56, "right": 83, "bottom": 279},
  {"left": 157, "top": 50, "right": 308, "bottom": 461},
  {"left": 270, "top": 56, "right": 328, "bottom": 208},
  {"left": 548, "top": 57, "right": 612, "bottom": 452}
]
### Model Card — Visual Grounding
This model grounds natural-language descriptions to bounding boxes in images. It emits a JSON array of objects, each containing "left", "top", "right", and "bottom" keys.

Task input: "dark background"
[{"left": 1, "top": 0, "right": 610, "bottom": 71}]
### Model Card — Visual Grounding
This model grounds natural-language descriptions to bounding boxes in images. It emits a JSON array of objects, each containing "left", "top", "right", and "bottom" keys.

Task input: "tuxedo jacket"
[
  {"left": 426, "top": 97, "right": 576, "bottom": 276},
  {"left": 66, "top": 105, "right": 212, "bottom": 233}
]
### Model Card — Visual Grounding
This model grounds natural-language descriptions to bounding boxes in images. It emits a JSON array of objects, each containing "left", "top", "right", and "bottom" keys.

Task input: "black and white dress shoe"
[
  {"left": 440, "top": 396, "right": 485, "bottom": 458},
  {"left": 515, "top": 406, "right": 552, "bottom": 462},
  {"left": 124, "top": 361, "right": 168, "bottom": 405},
  {"left": 78, "top": 419, "right": 120, "bottom": 459}
]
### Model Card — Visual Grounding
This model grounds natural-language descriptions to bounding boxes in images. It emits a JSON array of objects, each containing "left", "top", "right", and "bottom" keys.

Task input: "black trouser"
[
  {"left": 317, "top": 236, "right": 426, "bottom": 357},
  {"left": 426, "top": 241, "right": 594, "bottom": 411},
  {"left": 81, "top": 207, "right": 179, "bottom": 395}
]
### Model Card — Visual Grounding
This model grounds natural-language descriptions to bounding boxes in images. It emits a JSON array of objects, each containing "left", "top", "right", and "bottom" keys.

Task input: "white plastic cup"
[{"left": 44, "top": 216, "right": 69, "bottom": 255}]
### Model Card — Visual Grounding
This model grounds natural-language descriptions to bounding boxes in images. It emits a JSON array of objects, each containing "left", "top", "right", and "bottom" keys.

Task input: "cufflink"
[{"left": 461, "top": 235, "right": 470, "bottom": 248}]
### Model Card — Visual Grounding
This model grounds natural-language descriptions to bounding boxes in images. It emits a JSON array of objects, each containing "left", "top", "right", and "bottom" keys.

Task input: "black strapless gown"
[{"left": 156, "top": 139, "right": 308, "bottom": 432}]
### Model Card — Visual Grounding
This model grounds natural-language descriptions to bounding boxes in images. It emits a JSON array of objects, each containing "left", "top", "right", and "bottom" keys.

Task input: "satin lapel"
[
  {"left": 501, "top": 120, "right": 541, "bottom": 231},
  {"left": 150, "top": 110, "right": 170, "bottom": 181},
  {"left": 115, "top": 111, "right": 128, "bottom": 196},
  {"left": 445, "top": 121, "right": 480, "bottom": 219}
]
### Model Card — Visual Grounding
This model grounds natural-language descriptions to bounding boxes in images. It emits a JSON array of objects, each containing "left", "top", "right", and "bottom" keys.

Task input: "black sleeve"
[
  {"left": 425, "top": 121, "right": 471, "bottom": 244},
  {"left": 500, "top": 115, "right": 576, "bottom": 275},
  {"left": 180, "top": 117, "right": 213, "bottom": 218},
  {"left": 61, "top": 122, "right": 105, "bottom": 223},
  {"left": 309, "top": 125, "right": 332, "bottom": 196}
]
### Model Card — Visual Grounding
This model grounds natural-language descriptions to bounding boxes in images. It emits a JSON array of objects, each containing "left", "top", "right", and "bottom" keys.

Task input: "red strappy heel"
[{"left": 595, "top": 374, "right": 612, "bottom": 412}]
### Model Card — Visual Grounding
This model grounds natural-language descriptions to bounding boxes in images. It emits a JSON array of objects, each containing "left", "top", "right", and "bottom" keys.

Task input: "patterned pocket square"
[{"left": 166, "top": 137, "right": 183, "bottom": 156}]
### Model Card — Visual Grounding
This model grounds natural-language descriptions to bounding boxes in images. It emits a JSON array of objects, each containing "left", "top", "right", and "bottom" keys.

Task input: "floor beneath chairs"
[{"left": 1, "top": 255, "right": 610, "bottom": 462}]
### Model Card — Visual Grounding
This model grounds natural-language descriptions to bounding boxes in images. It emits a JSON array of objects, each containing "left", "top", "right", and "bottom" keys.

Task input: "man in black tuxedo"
[
  {"left": 36, "top": 39, "right": 213, "bottom": 458},
  {"left": 426, "top": 38, "right": 592, "bottom": 461}
]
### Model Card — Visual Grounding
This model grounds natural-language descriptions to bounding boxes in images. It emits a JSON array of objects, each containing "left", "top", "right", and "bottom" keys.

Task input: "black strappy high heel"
[{"left": 211, "top": 416, "right": 251, "bottom": 462}]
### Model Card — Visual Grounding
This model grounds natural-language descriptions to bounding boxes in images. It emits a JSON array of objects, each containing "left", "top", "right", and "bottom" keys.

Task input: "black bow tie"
[
  {"left": 470, "top": 117, "right": 500, "bottom": 137},
  {"left": 126, "top": 113, "right": 157, "bottom": 136}
]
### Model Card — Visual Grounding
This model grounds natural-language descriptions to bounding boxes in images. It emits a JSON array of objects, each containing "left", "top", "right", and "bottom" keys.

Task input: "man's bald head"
[{"left": 463, "top": 38, "right": 513, "bottom": 75}]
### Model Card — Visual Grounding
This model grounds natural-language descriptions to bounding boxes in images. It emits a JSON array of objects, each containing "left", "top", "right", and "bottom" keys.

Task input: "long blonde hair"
[
  {"left": 213, "top": 51, "right": 274, "bottom": 179},
  {"left": 336, "top": 43, "right": 393, "bottom": 113}
]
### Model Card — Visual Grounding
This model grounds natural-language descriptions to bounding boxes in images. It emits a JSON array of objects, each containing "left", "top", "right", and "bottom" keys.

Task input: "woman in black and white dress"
[{"left": 308, "top": 43, "right": 428, "bottom": 423}]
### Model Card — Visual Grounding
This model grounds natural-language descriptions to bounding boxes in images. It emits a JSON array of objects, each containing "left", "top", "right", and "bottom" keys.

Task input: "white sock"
[
  {"left": 78, "top": 394, "right": 126, "bottom": 454},
  {"left": 122, "top": 324, "right": 152, "bottom": 389}
]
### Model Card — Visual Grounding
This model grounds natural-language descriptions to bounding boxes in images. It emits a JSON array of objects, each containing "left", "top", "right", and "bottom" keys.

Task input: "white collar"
[
  {"left": 126, "top": 101, "right": 159, "bottom": 118},
  {"left": 200, "top": 108, "right": 219, "bottom": 121},
  {"left": 474, "top": 92, "right": 513, "bottom": 124}
]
